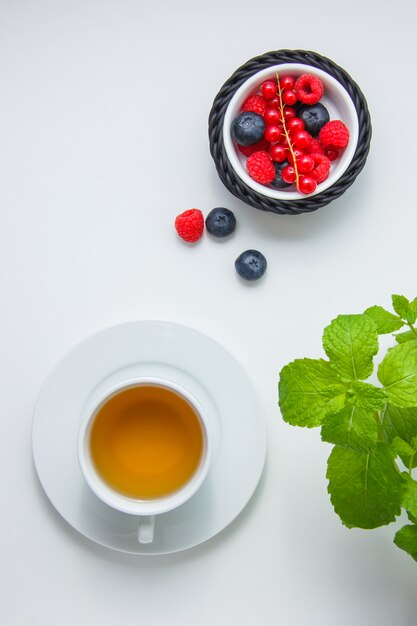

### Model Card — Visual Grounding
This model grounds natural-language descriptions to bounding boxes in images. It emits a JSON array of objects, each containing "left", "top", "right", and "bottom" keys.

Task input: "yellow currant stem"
[{"left": 276, "top": 72, "right": 299, "bottom": 191}]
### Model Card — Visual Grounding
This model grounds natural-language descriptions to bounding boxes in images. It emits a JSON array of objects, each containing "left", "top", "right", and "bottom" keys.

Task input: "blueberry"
[
  {"left": 235, "top": 249, "right": 267, "bottom": 281},
  {"left": 271, "top": 160, "right": 291, "bottom": 189},
  {"left": 297, "top": 103, "right": 330, "bottom": 136},
  {"left": 231, "top": 112, "right": 265, "bottom": 146},
  {"left": 205, "top": 207, "right": 236, "bottom": 238}
]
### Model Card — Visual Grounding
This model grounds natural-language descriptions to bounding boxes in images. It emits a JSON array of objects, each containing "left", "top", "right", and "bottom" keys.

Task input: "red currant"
[
  {"left": 264, "top": 108, "right": 281, "bottom": 125},
  {"left": 282, "top": 89, "right": 298, "bottom": 106},
  {"left": 283, "top": 107, "right": 296, "bottom": 121},
  {"left": 282, "top": 165, "right": 297, "bottom": 184},
  {"left": 298, "top": 176, "right": 317, "bottom": 194},
  {"left": 279, "top": 75, "right": 295, "bottom": 91},
  {"left": 266, "top": 96, "right": 280, "bottom": 110},
  {"left": 324, "top": 146, "right": 339, "bottom": 161},
  {"left": 293, "top": 130, "right": 311, "bottom": 150},
  {"left": 264, "top": 125, "right": 281, "bottom": 143},
  {"left": 297, "top": 154, "right": 315, "bottom": 174},
  {"left": 269, "top": 144, "right": 288, "bottom": 162},
  {"left": 261, "top": 80, "right": 277, "bottom": 99},
  {"left": 287, "top": 148, "right": 305, "bottom": 165},
  {"left": 287, "top": 117, "right": 305, "bottom": 134}
]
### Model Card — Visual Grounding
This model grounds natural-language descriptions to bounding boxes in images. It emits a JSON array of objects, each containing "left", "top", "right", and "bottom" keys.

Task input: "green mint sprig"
[{"left": 278, "top": 294, "right": 417, "bottom": 563}]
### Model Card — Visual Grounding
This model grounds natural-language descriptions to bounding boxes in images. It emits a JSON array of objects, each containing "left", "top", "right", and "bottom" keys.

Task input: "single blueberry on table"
[
  {"left": 231, "top": 112, "right": 265, "bottom": 146},
  {"left": 205, "top": 207, "right": 236, "bottom": 238},
  {"left": 235, "top": 249, "right": 267, "bottom": 281},
  {"left": 297, "top": 103, "right": 330, "bottom": 136}
]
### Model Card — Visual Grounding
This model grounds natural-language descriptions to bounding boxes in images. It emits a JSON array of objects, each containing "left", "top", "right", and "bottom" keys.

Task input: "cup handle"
[{"left": 138, "top": 515, "right": 155, "bottom": 544}]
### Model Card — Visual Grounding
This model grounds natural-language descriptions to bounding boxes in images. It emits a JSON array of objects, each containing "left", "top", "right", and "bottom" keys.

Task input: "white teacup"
[{"left": 78, "top": 377, "right": 212, "bottom": 543}]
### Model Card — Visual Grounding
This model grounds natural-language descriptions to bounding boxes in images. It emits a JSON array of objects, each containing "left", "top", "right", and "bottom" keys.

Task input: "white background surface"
[{"left": 1, "top": 0, "right": 416, "bottom": 624}]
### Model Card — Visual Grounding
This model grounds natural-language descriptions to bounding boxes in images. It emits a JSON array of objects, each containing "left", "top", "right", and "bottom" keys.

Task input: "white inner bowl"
[{"left": 223, "top": 63, "right": 359, "bottom": 200}]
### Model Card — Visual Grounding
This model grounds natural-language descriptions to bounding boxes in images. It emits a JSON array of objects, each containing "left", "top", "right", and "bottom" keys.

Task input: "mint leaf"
[
  {"left": 382, "top": 409, "right": 417, "bottom": 469},
  {"left": 325, "top": 387, "right": 350, "bottom": 417},
  {"left": 378, "top": 342, "right": 417, "bottom": 407},
  {"left": 322, "top": 314, "right": 379, "bottom": 382},
  {"left": 364, "top": 305, "right": 404, "bottom": 334},
  {"left": 381, "top": 403, "right": 417, "bottom": 443},
  {"left": 348, "top": 382, "right": 387, "bottom": 411},
  {"left": 391, "top": 437, "right": 415, "bottom": 457},
  {"left": 278, "top": 358, "right": 346, "bottom": 427},
  {"left": 326, "top": 443, "right": 404, "bottom": 529},
  {"left": 401, "top": 473, "right": 417, "bottom": 518},
  {"left": 391, "top": 437, "right": 417, "bottom": 470},
  {"left": 408, "top": 511, "right": 417, "bottom": 524},
  {"left": 278, "top": 295, "right": 417, "bottom": 563},
  {"left": 321, "top": 405, "right": 378, "bottom": 451},
  {"left": 395, "top": 330, "right": 417, "bottom": 344},
  {"left": 393, "top": 524, "right": 417, "bottom": 562},
  {"left": 392, "top": 294, "right": 417, "bottom": 324},
  {"left": 401, "top": 457, "right": 417, "bottom": 471}
]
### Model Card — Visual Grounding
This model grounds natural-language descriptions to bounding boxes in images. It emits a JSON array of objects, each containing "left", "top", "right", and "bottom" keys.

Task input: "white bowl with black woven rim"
[{"left": 208, "top": 49, "right": 371, "bottom": 215}]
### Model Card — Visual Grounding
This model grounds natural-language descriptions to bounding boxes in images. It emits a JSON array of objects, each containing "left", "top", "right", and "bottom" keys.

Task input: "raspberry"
[
  {"left": 304, "top": 138, "right": 324, "bottom": 155},
  {"left": 295, "top": 74, "right": 324, "bottom": 105},
  {"left": 237, "top": 137, "right": 269, "bottom": 157},
  {"left": 319, "top": 120, "right": 349, "bottom": 148},
  {"left": 242, "top": 94, "right": 267, "bottom": 117},
  {"left": 246, "top": 151, "right": 276, "bottom": 185},
  {"left": 310, "top": 152, "right": 331, "bottom": 184},
  {"left": 175, "top": 209, "right": 204, "bottom": 243}
]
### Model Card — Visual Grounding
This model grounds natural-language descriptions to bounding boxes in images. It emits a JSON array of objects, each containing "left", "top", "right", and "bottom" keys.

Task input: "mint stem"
[
  {"left": 409, "top": 454, "right": 415, "bottom": 476},
  {"left": 374, "top": 411, "right": 384, "bottom": 442},
  {"left": 407, "top": 323, "right": 417, "bottom": 339}
]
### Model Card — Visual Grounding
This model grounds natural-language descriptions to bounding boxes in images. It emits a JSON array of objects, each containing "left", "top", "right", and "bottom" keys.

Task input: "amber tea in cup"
[
  {"left": 88, "top": 384, "right": 205, "bottom": 500},
  {"left": 78, "top": 376, "right": 211, "bottom": 543}
]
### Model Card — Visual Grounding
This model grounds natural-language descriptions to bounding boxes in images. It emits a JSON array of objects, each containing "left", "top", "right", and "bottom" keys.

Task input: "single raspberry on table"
[
  {"left": 237, "top": 137, "right": 270, "bottom": 157},
  {"left": 175, "top": 209, "right": 204, "bottom": 243},
  {"left": 319, "top": 120, "right": 349, "bottom": 148},
  {"left": 242, "top": 94, "right": 267, "bottom": 117},
  {"left": 295, "top": 74, "right": 324, "bottom": 105},
  {"left": 310, "top": 152, "right": 331, "bottom": 184},
  {"left": 246, "top": 151, "right": 276, "bottom": 185}
]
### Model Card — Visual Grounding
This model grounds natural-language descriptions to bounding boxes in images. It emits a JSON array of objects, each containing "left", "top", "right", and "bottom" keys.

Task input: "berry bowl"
[{"left": 208, "top": 50, "right": 371, "bottom": 215}]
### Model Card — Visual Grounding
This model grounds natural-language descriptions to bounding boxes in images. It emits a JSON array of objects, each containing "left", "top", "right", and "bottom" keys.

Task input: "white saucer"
[{"left": 32, "top": 321, "right": 267, "bottom": 554}]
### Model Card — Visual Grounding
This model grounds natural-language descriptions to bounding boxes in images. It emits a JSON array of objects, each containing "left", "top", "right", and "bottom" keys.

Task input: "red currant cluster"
[{"left": 233, "top": 73, "right": 350, "bottom": 195}]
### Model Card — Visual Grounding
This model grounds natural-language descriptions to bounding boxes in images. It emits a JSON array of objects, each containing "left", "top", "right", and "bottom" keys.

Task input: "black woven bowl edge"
[{"left": 208, "top": 49, "right": 371, "bottom": 215}]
